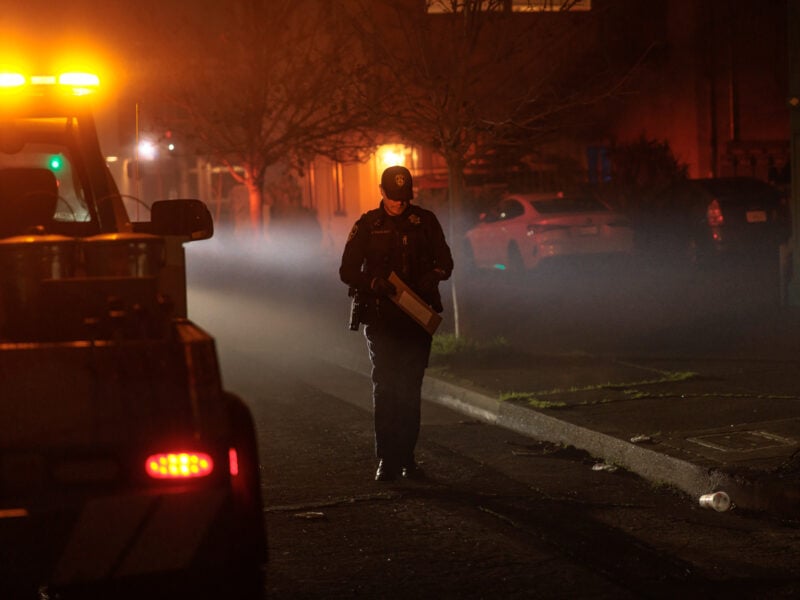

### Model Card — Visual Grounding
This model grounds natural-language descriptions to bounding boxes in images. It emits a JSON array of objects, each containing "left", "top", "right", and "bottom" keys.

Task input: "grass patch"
[
  {"left": 430, "top": 334, "right": 513, "bottom": 367},
  {"left": 499, "top": 392, "right": 568, "bottom": 409},
  {"left": 509, "top": 370, "right": 699, "bottom": 400},
  {"left": 498, "top": 370, "right": 701, "bottom": 408}
]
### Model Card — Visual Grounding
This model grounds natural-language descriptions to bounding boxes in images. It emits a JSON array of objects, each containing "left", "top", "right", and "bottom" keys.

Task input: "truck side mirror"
[{"left": 149, "top": 199, "right": 214, "bottom": 240}]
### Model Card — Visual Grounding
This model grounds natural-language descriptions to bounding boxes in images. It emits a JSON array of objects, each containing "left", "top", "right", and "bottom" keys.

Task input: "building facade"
[
  {"left": 308, "top": 0, "right": 792, "bottom": 251},
  {"left": 606, "top": 0, "right": 790, "bottom": 182},
  {"left": 102, "top": 0, "right": 792, "bottom": 254}
]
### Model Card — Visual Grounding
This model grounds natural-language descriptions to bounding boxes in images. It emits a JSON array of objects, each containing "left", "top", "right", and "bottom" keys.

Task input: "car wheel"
[{"left": 507, "top": 243, "right": 525, "bottom": 272}]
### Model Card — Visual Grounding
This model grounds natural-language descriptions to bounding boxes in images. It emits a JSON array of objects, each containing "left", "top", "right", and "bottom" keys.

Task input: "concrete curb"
[
  {"left": 423, "top": 376, "right": 732, "bottom": 501},
  {"left": 328, "top": 347, "right": 794, "bottom": 517}
]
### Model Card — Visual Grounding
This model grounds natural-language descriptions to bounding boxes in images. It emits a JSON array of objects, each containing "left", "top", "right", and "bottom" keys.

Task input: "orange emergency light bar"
[
  {"left": 145, "top": 452, "right": 214, "bottom": 480},
  {"left": 0, "top": 71, "right": 100, "bottom": 96}
]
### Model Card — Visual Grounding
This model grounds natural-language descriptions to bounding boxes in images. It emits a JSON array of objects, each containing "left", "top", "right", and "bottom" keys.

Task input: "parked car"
[
  {"left": 464, "top": 192, "right": 635, "bottom": 271},
  {"left": 674, "top": 177, "right": 790, "bottom": 263},
  {"left": 637, "top": 177, "right": 791, "bottom": 263}
]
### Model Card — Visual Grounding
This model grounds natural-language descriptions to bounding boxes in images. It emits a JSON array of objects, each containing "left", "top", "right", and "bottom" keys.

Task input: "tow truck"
[{"left": 0, "top": 70, "right": 266, "bottom": 598}]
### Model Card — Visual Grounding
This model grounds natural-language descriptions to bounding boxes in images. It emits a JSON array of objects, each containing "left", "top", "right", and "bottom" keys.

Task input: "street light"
[{"left": 137, "top": 139, "right": 157, "bottom": 161}]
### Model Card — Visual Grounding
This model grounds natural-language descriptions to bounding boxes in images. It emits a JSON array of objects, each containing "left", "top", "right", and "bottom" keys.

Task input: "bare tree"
[
  {"left": 340, "top": 0, "right": 647, "bottom": 336},
  {"left": 139, "top": 0, "right": 376, "bottom": 235}
]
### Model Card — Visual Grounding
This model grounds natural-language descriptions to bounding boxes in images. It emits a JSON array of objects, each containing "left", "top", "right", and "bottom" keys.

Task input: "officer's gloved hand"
[
  {"left": 370, "top": 277, "right": 397, "bottom": 296},
  {"left": 418, "top": 269, "right": 444, "bottom": 294}
]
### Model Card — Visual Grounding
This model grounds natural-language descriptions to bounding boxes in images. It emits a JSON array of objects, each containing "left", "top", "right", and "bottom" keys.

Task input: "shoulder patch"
[{"left": 347, "top": 223, "right": 358, "bottom": 243}]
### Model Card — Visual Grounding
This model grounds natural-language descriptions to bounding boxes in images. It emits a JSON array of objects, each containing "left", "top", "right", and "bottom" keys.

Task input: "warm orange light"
[
  {"left": 145, "top": 452, "right": 214, "bottom": 479},
  {"left": 30, "top": 75, "right": 56, "bottom": 85},
  {"left": 58, "top": 72, "right": 99, "bottom": 95},
  {"left": 59, "top": 72, "right": 99, "bottom": 87},
  {"left": 382, "top": 150, "right": 404, "bottom": 167},
  {"left": 0, "top": 72, "right": 25, "bottom": 88},
  {"left": 377, "top": 144, "right": 412, "bottom": 170},
  {"left": 0, "top": 70, "right": 100, "bottom": 95}
]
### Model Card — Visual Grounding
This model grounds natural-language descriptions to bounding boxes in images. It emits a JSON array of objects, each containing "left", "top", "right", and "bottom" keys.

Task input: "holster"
[{"left": 348, "top": 288, "right": 362, "bottom": 331}]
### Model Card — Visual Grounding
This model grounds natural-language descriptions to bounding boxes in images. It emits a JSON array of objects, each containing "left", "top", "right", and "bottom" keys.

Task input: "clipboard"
[{"left": 388, "top": 271, "right": 442, "bottom": 335}]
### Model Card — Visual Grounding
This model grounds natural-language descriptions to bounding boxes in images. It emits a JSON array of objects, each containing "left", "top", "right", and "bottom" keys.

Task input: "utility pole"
[{"left": 787, "top": 0, "right": 800, "bottom": 305}]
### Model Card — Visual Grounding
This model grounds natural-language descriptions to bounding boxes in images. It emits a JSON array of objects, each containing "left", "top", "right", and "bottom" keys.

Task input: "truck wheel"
[{"left": 226, "top": 393, "right": 268, "bottom": 566}]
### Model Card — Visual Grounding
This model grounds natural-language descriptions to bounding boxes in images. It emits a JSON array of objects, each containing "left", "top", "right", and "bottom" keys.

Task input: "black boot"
[
  {"left": 401, "top": 461, "right": 425, "bottom": 480},
  {"left": 375, "top": 460, "right": 397, "bottom": 482}
]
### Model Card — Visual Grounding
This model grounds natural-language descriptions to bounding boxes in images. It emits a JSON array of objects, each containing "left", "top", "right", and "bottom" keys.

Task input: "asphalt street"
[
  {"left": 186, "top": 274, "right": 800, "bottom": 598},
  {"left": 186, "top": 237, "right": 800, "bottom": 518}
]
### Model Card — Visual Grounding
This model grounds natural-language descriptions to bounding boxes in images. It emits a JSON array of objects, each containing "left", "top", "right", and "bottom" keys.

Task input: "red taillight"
[
  {"left": 145, "top": 452, "right": 214, "bottom": 479},
  {"left": 707, "top": 198, "right": 724, "bottom": 227},
  {"left": 229, "top": 448, "right": 239, "bottom": 477}
]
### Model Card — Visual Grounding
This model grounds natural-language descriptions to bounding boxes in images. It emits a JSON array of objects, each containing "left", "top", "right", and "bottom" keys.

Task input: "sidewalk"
[{"left": 330, "top": 329, "right": 800, "bottom": 519}]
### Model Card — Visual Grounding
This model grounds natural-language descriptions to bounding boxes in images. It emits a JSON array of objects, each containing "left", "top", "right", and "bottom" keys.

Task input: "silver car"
[{"left": 465, "top": 192, "right": 635, "bottom": 271}]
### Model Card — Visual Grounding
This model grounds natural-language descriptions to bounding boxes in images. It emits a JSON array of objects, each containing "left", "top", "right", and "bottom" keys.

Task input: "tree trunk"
[{"left": 245, "top": 177, "right": 264, "bottom": 236}]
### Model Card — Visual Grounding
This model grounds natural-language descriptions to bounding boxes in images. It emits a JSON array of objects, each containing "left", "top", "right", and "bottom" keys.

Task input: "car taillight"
[
  {"left": 229, "top": 448, "right": 239, "bottom": 477},
  {"left": 145, "top": 452, "right": 214, "bottom": 479},
  {"left": 706, "top": 198, "right": 724, "bottom": 227}
]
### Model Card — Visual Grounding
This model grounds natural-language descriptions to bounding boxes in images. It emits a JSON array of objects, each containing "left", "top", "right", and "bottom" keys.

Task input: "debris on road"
[
  {"left": 293, "top": 511, "right": 327, "bottom": 520},
  {"left": 592, "top": 462, "right": 619, "bottom": 472},
  {"left": 699, "top": 491, "right": 731, "bottom": 512}
]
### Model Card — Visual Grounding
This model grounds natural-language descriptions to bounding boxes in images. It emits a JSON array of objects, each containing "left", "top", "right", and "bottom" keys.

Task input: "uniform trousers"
[{"left": 364, "top": 321, "right": 432, "bottom": 468}]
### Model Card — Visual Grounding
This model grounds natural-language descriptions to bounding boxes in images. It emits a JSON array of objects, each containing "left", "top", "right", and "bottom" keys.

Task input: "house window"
[
  {"left": 333, "top": 162, "right": 346, "bottom": 216},
  {"left": 305, "top": 161, "right": 316, "bottom": 210}
]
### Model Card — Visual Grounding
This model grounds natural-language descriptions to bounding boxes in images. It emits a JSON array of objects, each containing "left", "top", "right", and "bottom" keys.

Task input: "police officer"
[{"left": 340, "top": 165, "right": 453, "bottom": 482}]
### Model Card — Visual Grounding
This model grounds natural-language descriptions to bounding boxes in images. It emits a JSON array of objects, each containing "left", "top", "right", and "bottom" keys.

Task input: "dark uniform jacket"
[{"left": 340, "top": 202, "right": 453, "bottom": 328}]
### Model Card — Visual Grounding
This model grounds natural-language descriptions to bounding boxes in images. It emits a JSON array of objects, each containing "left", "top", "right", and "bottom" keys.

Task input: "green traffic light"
[{"left": 48, "top": 155, "right": 63, "bottom": 171}]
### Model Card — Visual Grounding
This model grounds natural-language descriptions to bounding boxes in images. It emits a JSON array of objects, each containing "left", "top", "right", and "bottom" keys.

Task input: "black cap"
[{"left": 380, "top": 165, "right": 413, "bottom": 201}]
